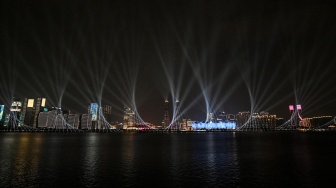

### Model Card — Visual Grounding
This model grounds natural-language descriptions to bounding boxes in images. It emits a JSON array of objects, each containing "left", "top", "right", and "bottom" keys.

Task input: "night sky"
[{"left": 1, "top": 0, "right": 336, "bottom": 125}]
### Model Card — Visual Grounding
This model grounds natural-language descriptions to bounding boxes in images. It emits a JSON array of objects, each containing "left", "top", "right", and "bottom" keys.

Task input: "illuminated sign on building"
[
  {"left": 192, "top": 122, "right": 236, "bottom": 130},
  {"left": 10, "top": 101, "right": 22, "bottom": 112},
  {"left": 296, "top": 104, "right": 302, "bottom": 110},
  {"left": 11, "top": 101, "right": 22, "bottom": 107},
  {"left": 90, "top": 103, "right": 98, "bottom": 121},
  {"left": 41, "top": 98, "right": 46, "bottom": 107},
  {"left": 27, "top": 99, "right": 34, "bottom": 108},
  {"left": 289, "top": 105, "right": 294, "bottom": 111}
]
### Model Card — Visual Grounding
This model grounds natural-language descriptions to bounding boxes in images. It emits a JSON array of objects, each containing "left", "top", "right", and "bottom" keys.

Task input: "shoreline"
[{"left": 0, "top": 128, "right": 335, "bottom": 133}]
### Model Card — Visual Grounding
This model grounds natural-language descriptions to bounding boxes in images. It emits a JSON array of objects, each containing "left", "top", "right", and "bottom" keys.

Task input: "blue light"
[
  {"left": 90, "top": 103, "right": 99, "bottom": 121},
  {"left": 0, "top": 105, "right": 4, "bottom": 121},
  {"left": 192, "top": 121, "right": 236, "bottom": 130}
]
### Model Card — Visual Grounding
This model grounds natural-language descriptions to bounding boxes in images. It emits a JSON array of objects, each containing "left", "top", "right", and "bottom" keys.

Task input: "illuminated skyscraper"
[
  {"left": 88, "top": 103, "right": 98, "bottom": 129},
  {"left": 162, "top": 100, "right": 170, "bottom": 129},
  {"left": 217, "top": 111, "right": 226, "bottom": 122},
  {"left": 8, "top": 98, "right": 23, "bottom": 128},
  {"left": 21, "top": 97, "right": 46, "bottom": 128},
  {"left": 237, "top": 111, "right": 277, "bottom": 130},
  {"left": 103, "top": 104, "right": 113, "bottom": 125},
  {"left": 38, "top": 112, "right": 48, "bottom": 128},
  {"left": 123, "top": 107, "right": 135, "bottom": 129},
  {"left": 81, "top": 114, "right": 92, "bottom": 130},
  {"left": 33, "top": 98, "right": 46, "bottom": 128},
  {"left": 24, "top": 98, "right": 35, "bottom": 126},
  {"left": 236, "top": 111, "right": 250, "bottom": 128},
  {"left": 55, "top": 114, "right": 66, "bottom": 129},
  {"left": 66, "top": 114, "right": 80, "bottom": 129},
  {"left": 21, "top": 98, "right": 28, "bottom": 125},
  {"left": 0, "top": 105, "right": 4, "bottom": 122},
  {"left": 206, "top": 113, "right": 215, "bottom": 123},
  {"left": 173, "top": 99, "right": 181, "bottom": 130},
  {"left": 47, "top": 110, "right": 57, "bottom": 129}
]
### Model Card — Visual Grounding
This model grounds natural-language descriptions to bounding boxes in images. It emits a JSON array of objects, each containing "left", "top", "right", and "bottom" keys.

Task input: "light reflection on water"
[
  {"left": 120, "top": 134, "right": 136, "bottom": 186},
  {"left": 81, "top": 133, "right": 99, "bottom": 187},
  {"left": 1, "top": 132, "right": 336, "bottom": 187}
]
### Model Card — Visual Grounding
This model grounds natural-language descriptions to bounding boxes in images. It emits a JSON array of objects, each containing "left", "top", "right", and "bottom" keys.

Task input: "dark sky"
[{"left": 1, "top": 0, "right": 336, "bottom": 125}]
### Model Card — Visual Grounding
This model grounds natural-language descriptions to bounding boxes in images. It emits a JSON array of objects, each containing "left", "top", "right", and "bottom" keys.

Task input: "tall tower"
[
  {"left": 123, "top": 107, "right": 135, "bottom": 129},
  {"left": 89, "top": 103, "right": 99, "bottom": 129},
  {"left": 162, "top": 100, "right": 170, "bottom": 129},
  {"left": 174, "top": 99, "right": 181, "bottom": 130},
  {"left": 289, "top": 105, "right": 294, "bottom": 128},
  {"left": 33, "top": 98, "right": 46, "bottom": 128}
]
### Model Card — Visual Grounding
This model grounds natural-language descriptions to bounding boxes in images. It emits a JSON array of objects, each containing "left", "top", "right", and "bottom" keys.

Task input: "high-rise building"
[
  {"left": 88, "top": 103, "right": 98, "bottom": 129},
  {"left": 86, "top": 103, "right": 113, "bottom": 129},
  {"left": 81, "top": 114, "right": 92, "bottom": 130},
  {"left": 300, "top": 116, "right": 333, "bottom": 128},
  {"left": 237, "top": 111, "right": 277, "bottom": 130},
  {"left": 21, "top": 97, "right": 46, "bottom": 128},
  {"left": 236, "top": 112, "right": 250, "bottom": 128},
  {"left": 47, "top": 110, "right": 57, "bottom": 129},
  {"left": 103, "top": 104, "right": 113, "bottom": 125},
  {"left": 123, "top": 107, "right": 135, "bottom": 129},
  {"left": 217, "top": 111, "right": 226, "bottom": 122},
  {"left": 0, "top": 105, "right": 4, "bottom": 122},
  {"left": 162, "top": 100, "right": 170, "bottom": 129},
  {"left": 55, "top": 114, "right": 66, "bottom": 129},
  {"left": 9, "top": 98, "right": 23, "bottom": 128},
  {"left": 88, "top": 103, "right": 98, "bottom": 121},
  {"left": 206, "top": 113, "right": 215, "bottom": 123},
  {"left": 227, "top": 114, "right": 236, "bottom": 121},
  {"left": 38, "top": 112, "right": 49, "bottom": 128},
  {"left": 21, "top": 98, "right": 28, "bottom": 125},
  {"left": 32, "top": 98, "right": 46, "bottom": 128},
  {"left": 180, "top": 119, "right": 187, "bottom": 130},
  {"left": 67, "top": 114, "right": 80, "bottom": 129},
  {"left": 24, "top": 98, "right": 35, "bottom": 127},
  {"left": 180, "top": 119, "right": 192, "bottom": 131}
]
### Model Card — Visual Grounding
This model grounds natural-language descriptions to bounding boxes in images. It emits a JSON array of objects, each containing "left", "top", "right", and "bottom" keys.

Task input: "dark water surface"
[{"left": 1, "top": 132, "right": 336, "bottom": 187}]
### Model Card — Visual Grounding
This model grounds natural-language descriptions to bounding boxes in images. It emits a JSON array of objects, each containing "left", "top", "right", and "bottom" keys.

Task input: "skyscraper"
[
  {"left": 123, "top": 107, "right": 135, "bottom": 129},
  {"left": 162, "top": 100, "right": 170, "bottom": 129},
  {"left": 0, "top": 105, "right": 4, "bottom": 122},
  {"left": 37, "top": 112, "right": 48, "bottom": 128},
  {"left": 88, "top": 103, "right": 98, "bottom": 129},
  {"left": 103, "top": 104, "right": 113, "bottom": 125},
  {"left": 81, "top": 114, "right": 92, "bottom": 130},
  {"left": 33, "top": 98, "right": 46, "bottom": 128}
]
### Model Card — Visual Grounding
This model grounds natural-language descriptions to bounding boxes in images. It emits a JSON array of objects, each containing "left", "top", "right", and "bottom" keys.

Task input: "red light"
[{"left": 289, "top": 105, "right": 294, "bottom": 111}]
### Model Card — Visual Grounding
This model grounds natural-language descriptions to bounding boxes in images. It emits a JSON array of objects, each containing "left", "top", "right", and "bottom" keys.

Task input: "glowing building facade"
[
  {"left": 81, "top": 114, "right": 92, "bottom": 130},
  {"left": 237, "top": 111, "right": 277, "bottom": 130},
  {"left": 21, "top": 97, "right": 46, "bottom": 128},
  {"left": 236, "top": 111, "right": 250, "bottom": 128},
  {"left": 5, "top": 98, "right": 24, "bottom": 128},
  {"left": 162, "top": 100, "right": 170, "bottom": 129},
  {"left": 103, "top": 104, "right": 113, "bottom": 125},
  {"left": 33, "top": 98, "right": 46, "bottom": 128},
  {"left": 55, "top": 114, "right": 66, "bottom": 129},
  {"left": 0, "top": 105, "right": 4, "bottom": 122},
  {"left": 300, "top": 116, "right": 333, "bottom": 128},
  {"left": 192, "top": 121, "right": 236, "bottom": 130},
  {"left": 89, "top": 103, "right": 98, "bottom": 121},
  {"left": 66, "top": 114, "right": 80, "bottom": 129},
  {"left": 37, "top": 112, "right": 48, "bottom": 128},
  {"left": 123, "top": 107, "right": 135, "bottom": 129},
  {"left": 88, "top": 103, "right": 99, "bottom": 129}
]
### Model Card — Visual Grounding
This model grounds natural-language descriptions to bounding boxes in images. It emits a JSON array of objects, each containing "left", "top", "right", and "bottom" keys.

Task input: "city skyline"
[{"left": 1, "top": 0, "right": 336, "bottom": 126}]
